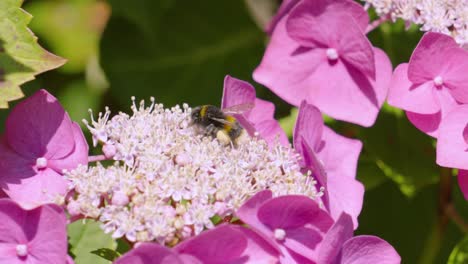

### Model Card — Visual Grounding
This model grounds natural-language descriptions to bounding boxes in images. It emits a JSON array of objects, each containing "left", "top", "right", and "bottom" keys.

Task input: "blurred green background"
[{"left": 1, "top": 0, "right": 467, "bottom": 263}]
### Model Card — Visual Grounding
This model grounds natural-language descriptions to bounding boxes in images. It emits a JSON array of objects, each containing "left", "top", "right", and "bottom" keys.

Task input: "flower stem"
[
  {"left": 365, "top": 15, "right": 390, "bottom": 34},
  {"left": 418, "top": 167, "right": 452, "bottom": 264},
  {"left": 88, "top": 155, "right": 107, "bottom": 162}
]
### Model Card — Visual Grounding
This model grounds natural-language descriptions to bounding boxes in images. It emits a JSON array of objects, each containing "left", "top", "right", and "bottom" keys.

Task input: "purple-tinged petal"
[
  {"left": 406, "top": 111, "right": 441, "bottom": 138},
  {"left": 267, "top": 0, "right": 368, "bottom": 34},
  {"left": 388, "top": 64, "right": 440, "bottom": 114},
  {"left": 115, "top": 243, "right": 183, "bottom": 264},
  {"left": 253, "top": 18, "right": 326, "bottom": 103},
  {"left": 319, "top": 127, "right": 362, "bottom": 179},
  {"left": 5, "top": 89, "right": 75, "bottom": 160},
  {"left": 406, "top": 83, "right": 459, "bottom": 137},
  {"left": 294, "top": 101, "right": 323, "bottom": 153},
  {"left": 318, "top": 213, "right": 354, "bottom": 263},
  {"left": 340, "top": 235, "right": 401, "bottom": 264},
  {"left": 237, "top": 227, "right": 281, "bottom": 263},
  {"left": 27, "top": 205, "right": 68, "bottom": 263},
  {"left": 257, "top": 195, "right": 332, "bottom": 232},
  {"left": 299, "top": 138, "right": 328, "bottom": 200},
  {"left": 436, "top": 105, "right": 468, "bottom": 169},
  {"left": 0, "top": 244, "right": 22, "bottom": 263},
  {"left": 442, "top": 48, "right": 468, "bottom": 103},
  {"left": 408, "top": 32, "right": 460, "bottom": 85},
  {"left": 287, "top": 3, "right": 374, "bottom": 78},
  {"left": 0, "top": 200, "right": 68, "bottom": 263},
  {"left": 48, "top": 123, "right": 89, "bottom": 173},
  {"left": 248, "top": 99, "right": 275, "bottom": 123},
  {"left": 266, "top": 0, "right": 299, "bottom": 34},
  {"left": 254, "top": 120, "right": 289, "bottom": 147},
  {"left": 326, "top": 174, "right": 364, "bottom": 229},
  {"left": 318, "top": 127, "right": 363, "bottom": 228},
  {"left": 175, "top": 225, "right": 247, "bottom": 263},
  {"left": 1, "top": 169, "right": 69, "bottom": 210},
  {"left": 282, "top": 227, "right": 324, "bottom": 260},
  {"left": 458, "top": 170, "right": 468, "bottom": 200},
  {"left": 221, "top": 75, "right": 255, "bottom": 110},
  {"left": 237, "top": 190, "right": 273, "bottom": 235}
]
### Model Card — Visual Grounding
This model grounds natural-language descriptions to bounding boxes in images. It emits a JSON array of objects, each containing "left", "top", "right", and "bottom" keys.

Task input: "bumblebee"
[{"left": 191, "top": 104, "right": 253, "bottom": 145}]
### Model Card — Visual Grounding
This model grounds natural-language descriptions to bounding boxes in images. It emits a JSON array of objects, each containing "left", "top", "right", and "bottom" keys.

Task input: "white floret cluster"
[
  {"left": 64, "top": 98, "right": 322, "bottom": 245},
  {"left": 363, "top": 0, "right": 468, "bottom": 46}
]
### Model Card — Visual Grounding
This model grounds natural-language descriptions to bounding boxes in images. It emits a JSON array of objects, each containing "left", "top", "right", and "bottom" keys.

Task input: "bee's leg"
[
  {"left": 205, "top": 124, "right": 217, "bottom": 136},
  {"left": 216, "top": 130, "right": 232, "bottom": 146}
]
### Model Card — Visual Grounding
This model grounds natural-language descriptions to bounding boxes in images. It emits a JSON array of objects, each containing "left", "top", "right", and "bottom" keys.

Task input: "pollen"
[{"left": 65, "top": 98, "right": 322, "bottom": 245}]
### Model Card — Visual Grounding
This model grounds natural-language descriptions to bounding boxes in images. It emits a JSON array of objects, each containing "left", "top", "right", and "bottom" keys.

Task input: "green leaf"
[
  {"left": 25, "top": 0, "right": 110, "bottom": 73},
  {"left": 359, "top": 104, "right": 439, "bottom": 197},
  {"left": 0, "top": 0, "right": 65, "bottom": 108},
  {"left": 101, "top": 0, "right": 265, "bottom": 108},
  {"left": 448, "top": 236, "right": 468, "bottom": 264},
  {"left": 278, "top": 108, "right": 298, "bottom": 138},
  {"left": 90, "top": 248, "right": 121, "bottom": 262},
  {"left": 68, "top": 220, "right": 117, "bottom": 264}
]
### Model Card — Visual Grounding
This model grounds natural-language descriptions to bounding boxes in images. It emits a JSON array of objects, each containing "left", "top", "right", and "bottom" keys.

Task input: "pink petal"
[
  {"left": 267, "top": 0, "right": 368, "bottom": 34},
  {"left": 5, "top": 90, "right": 75, "bottom": 160},
  {"left": 318, "top": 213, "right": 354, "bottom": 263},
  {"left": 0, "top": 243, "right": 23, "bottom": 263},
  {"left": 221, "top": 75, "right": 256, "bottom": 109},
  {"left": 318, "top": 127, "right": 363, "bottom": 228},
  {"left": 436, "top": 105, "right": 468, "bottom": 169},
  {"left": 287, "top": 2, "right": 375, "bottom": 78},
  {"left": 48, "top": 123, "right": 89, "bottom": 173},
  {"left": 442, "top": 48, "right": 468, "bottom": 103},
  {"left": 319, "top": 127, "right": 362, "bottom": 179},
  {"left": 175, "top": 225, "right": 248, "bottom": 263},
  {"left": 298, "top": 138, "right": 328, "bottom": 200},
  {"left": 406, "top": 111, "right": 441, "bottom": 138},
  {"left": 0, "top": 200, "right": 68, "bottom": 263},
  {"left": 115, "top": 243, "right": 183, "bottom": 264},
  {"left": 237, "top": 227, "right": 280, "bottom": 263},
  {"left": 282, "top": 227, "right": 324, "bottom": 260},
  {"left": 248, "top": 99, "right": 275, "bottom": 124},
  {"left": 1, "top": 169, "right": 69, "bottom": 210},
  {"left": 253, "top": 18, "right": 326, "bottom": 105},
  {"left": 0, "top": 199, "right": 29, "bottom": 243},
  {"left": 266, "top": 0, "right": 300, "bottom": 34},
  {"left": 326, "top": 173, "right": 364, "bottom": 229},
  {"left": 294, "top": 101, "right": 323, "bottom": 153},
  {"left": 257, "top": 195, "right": 332, "bottom": 232},
  {"left": 237, "top": 190, "right": 273, "bottom": 235},
  {"left": 388, "top": 64, "right": 441, "bottom": 114},
  {"left": 28, "top": 205, "right": 68, "bottom": 263},
  {"left": 406, "top": 82, "right": 459, "bottom": 137},
  {"left": 340, "top": 236, "right": 401, "bottom": 264},
  {"left": 408, "top": 32, "right": 460, "bottom": 85},
  {"left": 254, "top": 120, "right": 289, "bottom": 147},
  {"left": 458, "top": 170, "right": 468, "bottom": 200}
]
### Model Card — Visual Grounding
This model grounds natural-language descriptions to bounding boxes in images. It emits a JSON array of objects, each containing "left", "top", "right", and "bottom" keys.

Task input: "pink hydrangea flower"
[
  {"left": 0, "top": 199, "right": 69, "bottom": 263},
  {"left": 221, "top": 75, "right": 288, "bottom": 146},
  {"left": 115, "top": 225, "right": 279, "bottom": 264},
  {"left": 436, "top": 105, "right": 468, "bottom": 199},
  {"left": 0, "top": 90, "right": 88, "bottom": 209},
  {"left": 318, "top": 213, "right": 401, "bottom": 264},
  {"left": 388, "top": 32, "right": 468, "bottom": 137},
  {"left": 236, "top": 190, "right": 334, "bottom": 263},
  {"left": 294, "top": 101, "right": 364, "bottom": 228},
  {"left": 254, "top": 0, "right": 392, "bottom": 127}
]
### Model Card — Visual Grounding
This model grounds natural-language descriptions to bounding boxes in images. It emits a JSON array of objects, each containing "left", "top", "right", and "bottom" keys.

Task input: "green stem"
[{"left": 418, "top": 167, "right": 452, "bottom": 264}]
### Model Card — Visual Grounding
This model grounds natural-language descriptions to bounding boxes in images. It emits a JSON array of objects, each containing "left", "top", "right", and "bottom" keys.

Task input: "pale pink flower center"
[
  {"left": 35, "top": 157, "right": 48, "bottom": 169},
  {"left": 16, "top": 244, "right": 28, "bottom": 257},
  {"left": 274, "top": 228, "right": 286, "bottom": 240},
  {"left": 326, "top": 48, "right": 339, "bottom": 60},
  {"left": 433, "top": 76, "right": 444, "bottom": 86}
]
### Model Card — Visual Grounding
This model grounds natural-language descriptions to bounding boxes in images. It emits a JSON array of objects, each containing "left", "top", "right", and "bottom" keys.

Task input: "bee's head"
[{"left": 191, "top": 106, "right": 202, "bottom": 123}]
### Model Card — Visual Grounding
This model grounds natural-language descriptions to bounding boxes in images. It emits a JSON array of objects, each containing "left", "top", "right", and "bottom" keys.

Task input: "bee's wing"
[
  {"left": 209, "top": 117, "right": 236, "bottom": 125},
  {"left": 222, "top": 103, "right": 254, "bottom": 115}
]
